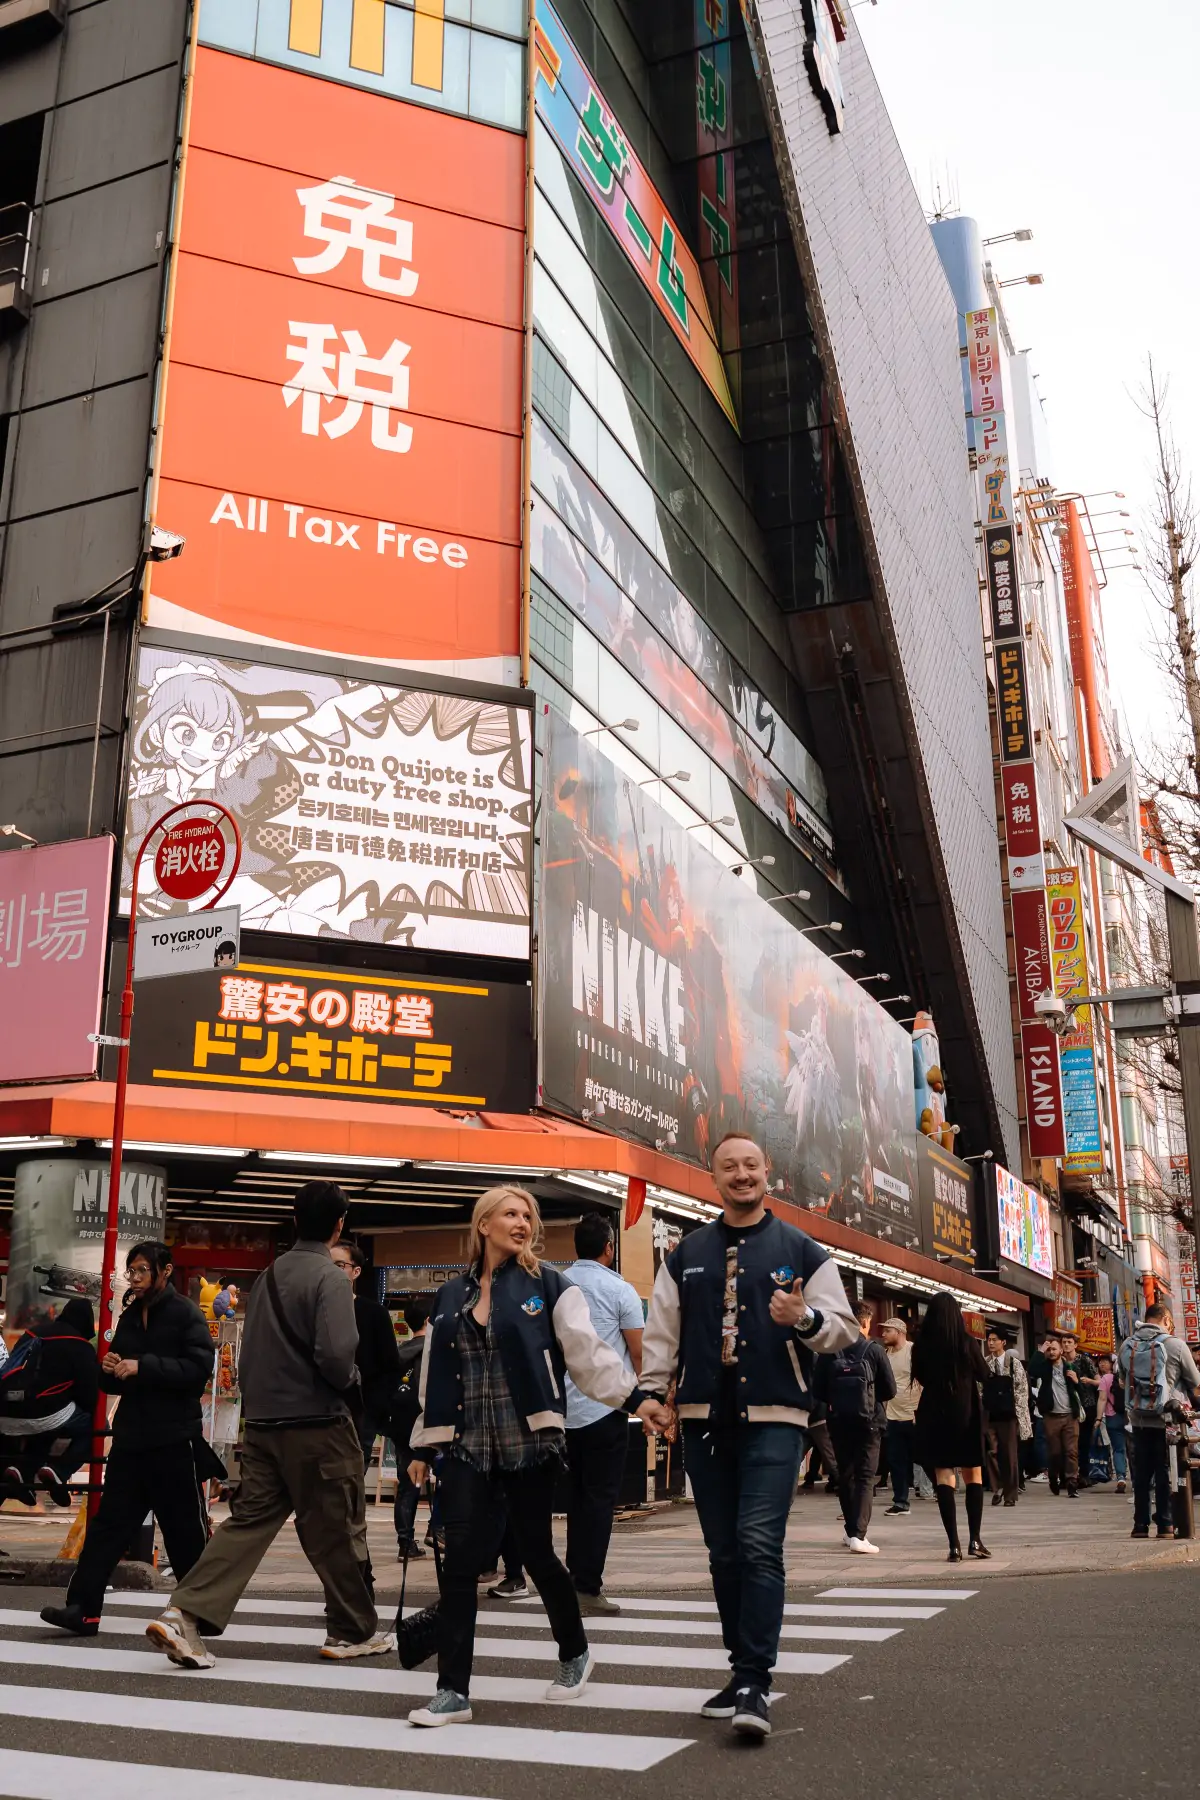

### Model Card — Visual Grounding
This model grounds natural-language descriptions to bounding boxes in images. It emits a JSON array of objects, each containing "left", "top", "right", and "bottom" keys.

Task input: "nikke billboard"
[
  {"left": 540, "top": 719, "right": 917, "bottom": 1233},
  {"left": 121, "top": 646, "right": 532, "bottom": 958},
  {"left": 147, "top": 47, "right": 525, "bottom": 678}
]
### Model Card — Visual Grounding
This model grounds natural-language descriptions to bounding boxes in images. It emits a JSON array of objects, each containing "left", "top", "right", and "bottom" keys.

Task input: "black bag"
[
  {"left": 264, "top": 1263, "right": 364, "bottom": 1428},
  {"left": 982, "top": 1362, "right": 1017, "bottom": 1422},
  {"left": 394, "top": 1492, "right": 442, "bottom": 1670},
  {"left": 386, "top": 1339, "right": 424, "bottom": 1447},
  {"left": 829, "top": 1339, "right": 875, "bottom": 1422}
]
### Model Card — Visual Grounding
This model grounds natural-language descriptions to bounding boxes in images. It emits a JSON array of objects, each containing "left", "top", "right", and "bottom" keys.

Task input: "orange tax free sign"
[{"left": 148, "top": 49, "right": 526, "bottom": 676}]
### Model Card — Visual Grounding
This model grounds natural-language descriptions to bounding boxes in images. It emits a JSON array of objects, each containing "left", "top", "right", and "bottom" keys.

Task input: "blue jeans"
[
  {"left": 682, "top": 1421, "right": 805, "bottom": 1692},
  {"left": 885, "top": 1418, "right": 915, "bottom": 1506},
  {"left": 1106, "top": 1417, "right": 1128, "bottom": 1480}
]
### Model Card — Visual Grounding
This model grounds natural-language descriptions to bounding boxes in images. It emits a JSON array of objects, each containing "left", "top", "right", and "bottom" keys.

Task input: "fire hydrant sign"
[
  {"left": 135, "top": 906, "right": 241, "bottom": 982},
  {"left": 154, "top": 817, "right": 228, "bottom": 900}
]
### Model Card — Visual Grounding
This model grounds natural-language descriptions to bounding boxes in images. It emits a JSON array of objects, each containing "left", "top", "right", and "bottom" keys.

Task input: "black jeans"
[
  {"left": 1077, "top": 1412, "right": 1096, "bottom": 1484},
  {"left": 436, "top": 1456, "right": 585, "bottom": 1697},
  {"left": 566, "top": 1410, "right": 629, "bottom": 1595},
  {"left": 68, "top": 1438, "right": 211, "bottom": 1619},
  {"left": 884, "top": 1418, "right": 915, "bottom": 1506},
  {"left": 4, "top": 1405, "right": 93, "bottom": 1484},
  {"left": 682, "top": 1421, "right": 805, "bottom": 1693},
  {"left": 1131, "top": 1427, "right": 1172, "bottom": 1531},
  {"left": 392, "top": 1453, "right": 420, "bottom": 1546},
  {"left": 829, "top": 1419, "right": 881, "bottom": 1541}
]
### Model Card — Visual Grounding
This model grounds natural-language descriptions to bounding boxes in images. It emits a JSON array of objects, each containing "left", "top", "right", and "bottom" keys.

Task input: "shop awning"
[{"left": 0, "top": 1082, "right": 1025, "bottom": 1312}]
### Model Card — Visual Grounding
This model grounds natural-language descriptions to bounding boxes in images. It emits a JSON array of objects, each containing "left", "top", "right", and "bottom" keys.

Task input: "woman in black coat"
[{"left": 912, "top": 1292, "right": 990, "bottom": 1561}]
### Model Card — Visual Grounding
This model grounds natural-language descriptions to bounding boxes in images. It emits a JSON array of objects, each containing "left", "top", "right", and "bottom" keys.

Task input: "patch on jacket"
[
  {"left": 770, "top": 1266, "right": 795, "bottom": 1286},
  {"left": 521, "top": 1296, "right": 545, "bottom": 1316}
]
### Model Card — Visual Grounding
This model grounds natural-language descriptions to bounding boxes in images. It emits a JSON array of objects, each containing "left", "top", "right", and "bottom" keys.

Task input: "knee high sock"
[
  {"left": 935, "top": 1482, "right": 960, "bottom": 1550},
  {"left": 965, "top": 1481, "right": 984, "bottom": 1545}
]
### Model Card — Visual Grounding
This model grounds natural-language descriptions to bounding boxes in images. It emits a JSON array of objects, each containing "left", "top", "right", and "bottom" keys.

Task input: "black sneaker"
[
  {"left": 487, "top": 1576, "right": 530, "bottom": 1599},
  {"left": 40, "top": 1604, "right": 99, "bottom": 1637},
  {"left": 884, "top": 1503, "right": 911, "bottom": 1515},
  {"left": 398, "top": 1540, "right": 427, "bottom": 1561},
  {"left": 700, "top": 1681, "right": 739, "bottom": 1718},
  {"left": 1156, "top": 1525, "right": 1175, "bottom": 1539},
  {"left": 1130, "top": 1525, "right": 1149, "bottom": 1538},
  {"left": 35, "top": 1466, "right": 73, "bottom": 1509},
  {"left": 731, "top": 1686, "right": 771, "bottom": 1738}
]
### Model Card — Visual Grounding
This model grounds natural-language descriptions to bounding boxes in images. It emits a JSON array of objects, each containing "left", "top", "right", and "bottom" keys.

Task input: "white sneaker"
[
  {"left": 1029, "top": 1473, "right": 1049, "bottom": 1484},
  {"left": 849, "top": 1537, "right": 880, "bottom": 1555},
  {"left": 409, "top": 1689, "right": 472, "bottom": 1727},
  {"left": 321, "top": 1631, "right": 395, "bottom": 1660},
  {"left": 841, "top": 1529, "right": 853, "bottom": 1548},
  {"left": 145, "top": 1607, "right": 215, "bottom": 1670}
]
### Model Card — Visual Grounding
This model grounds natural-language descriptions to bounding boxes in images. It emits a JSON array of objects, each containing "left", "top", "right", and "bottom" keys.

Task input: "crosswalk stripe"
[
  {"left": 510, "top": 1598, "right": 943, "bottom": 1621},
  {"left": 470, "top": 1611, "right": 901, "bottom": 1642},
  {"left": 0, "top": 1613, "right": 851, "bottom": 1675},
  {"left": 1, "top": 1608, "right": 894, "bottom": 1649},
  {"left": 0, "top": 1681, "right": 692, "bottom": 1771},
  {"left": 0, "top": 1637, "right": 746, "bottom": 1714},
  {"left": 818, "top": 1587, "right": 978, "bottom": 1601},
  {"left": 0, "top": 1749, "right": 489, "bottom": 1800}
]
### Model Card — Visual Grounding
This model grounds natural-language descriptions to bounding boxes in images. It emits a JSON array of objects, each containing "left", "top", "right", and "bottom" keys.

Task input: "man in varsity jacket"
[{"left": 632, "top": 1131, "right": 856, "bottom": 1739}]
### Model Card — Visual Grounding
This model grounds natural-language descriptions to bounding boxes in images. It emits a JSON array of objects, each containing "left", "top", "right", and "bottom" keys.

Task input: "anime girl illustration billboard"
[{"left": 121, "top": 647, "right": 532, "bottom": 956}]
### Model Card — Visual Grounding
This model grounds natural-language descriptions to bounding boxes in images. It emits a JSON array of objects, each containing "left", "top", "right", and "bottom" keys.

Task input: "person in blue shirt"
[{"left": 563, "top": 1213, "right": 644, "bottom": 1615}]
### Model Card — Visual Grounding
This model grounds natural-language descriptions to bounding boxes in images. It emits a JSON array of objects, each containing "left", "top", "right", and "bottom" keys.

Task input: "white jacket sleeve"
[
  {"left": 552, "top": 1284, "right": 639, "bottom": 1410},
  {"left": 407, "top": 1326, "right": 437, "bottom": 1450},
  {"left": 639, "top": 1260, "right": 682, "bottom": 1396},
  {"left": 798, "top": 1255, "right": 858, "bottom": 1354}
]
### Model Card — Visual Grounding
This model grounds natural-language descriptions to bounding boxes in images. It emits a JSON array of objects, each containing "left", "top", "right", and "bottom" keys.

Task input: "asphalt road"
[{"left": 0, "top": 1568, "right": 1194, "bottom": 1799}]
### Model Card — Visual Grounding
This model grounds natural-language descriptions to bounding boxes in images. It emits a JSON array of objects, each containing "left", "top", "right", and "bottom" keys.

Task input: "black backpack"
[
  {"left": 829, "top": 1339, "right": 876, "bottom": 1423},
  {"left": 386, "top": 1337, "right": 425, "bottom": 1444},
  {"left": 0, "top": 1334, "right": 64, "bottom": 1420}
]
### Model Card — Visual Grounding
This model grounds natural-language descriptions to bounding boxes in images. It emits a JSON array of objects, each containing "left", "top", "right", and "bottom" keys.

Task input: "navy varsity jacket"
[
  {"left": 410, "top": 1258, "right": 638, "bottom": 1448},
  {"left": 638, "top": 1211, "right": 857, "bottom": 1425}
]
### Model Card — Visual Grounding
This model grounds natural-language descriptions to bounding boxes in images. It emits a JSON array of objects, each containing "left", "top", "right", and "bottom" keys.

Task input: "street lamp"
[
  {"left": 877, "top": 991, "right": 912, "bottom": 1004},
  {"left": 764, "top": 890, "right": 812, "bottom": 906},
  {"left": 962, "top": 1151, "right": 994, "bottom": 1163},
  {"left": 638, "top": 769, "right": 690, "bottom": 786},
  {"left": 582, "top": 717, "right": 639, "bottom": 737},
  {"left": 685, "top": 814, "right": 735, "bottom": 831},
  {"left": 830, "top": 948, "right": 866, "bottom": 962},
  {"left": 998, "top": 273, "right": 1044, "bottom": 288},
  {"left": 857, "top": 972, "right": 891, "bottom": 984},
  {"left": 798, "top": 921, "right": 842, "bottom": 936},
  {"left": 730, "top": 855, "right": 776, "bottom": 875},
  {"left": 983, "top": 229, "right": 1033, "bottom": 246}
]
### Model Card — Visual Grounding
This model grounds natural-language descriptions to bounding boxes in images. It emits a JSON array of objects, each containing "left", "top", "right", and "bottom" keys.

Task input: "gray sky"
[{"left": 856, "top": 0, "right": 1194, "bottom": 758}]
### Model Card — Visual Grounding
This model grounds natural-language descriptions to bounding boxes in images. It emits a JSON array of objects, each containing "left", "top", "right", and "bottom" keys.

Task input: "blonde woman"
[{"left": 406, "top": 1185, "right": 666, "bottom": 1726}]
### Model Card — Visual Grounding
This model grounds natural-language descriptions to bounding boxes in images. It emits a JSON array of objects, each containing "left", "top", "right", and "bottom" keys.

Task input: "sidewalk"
[{"left": 1, "top": 1476, "right": 1193, "bottom": 1593}]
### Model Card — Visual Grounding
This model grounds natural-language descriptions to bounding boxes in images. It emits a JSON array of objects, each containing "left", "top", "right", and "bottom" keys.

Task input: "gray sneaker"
[
  {"left": 409, "top": 1688, "right": 473, "bottom": 1727},
  {"left": 146, "top": 1608, "right": 215, "bottom": 1670},
  {"left": 545, "top": 1647, "right": 594, "bottom": 1701},
  {"left": 321, "top": 1631, "right": 395, "bottom": 1661},
  {"left": 576, "top": 1589, "right": 622, "bottom": 1616}
]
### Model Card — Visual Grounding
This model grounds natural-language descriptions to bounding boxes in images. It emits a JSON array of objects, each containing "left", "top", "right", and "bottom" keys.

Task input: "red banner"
[
  {"left": 1021, "top": 1021, "right": 1066, "bottom": 1159},
  {"left": 1012, "top": 888, "right": 1053, "bottom": 1023}
]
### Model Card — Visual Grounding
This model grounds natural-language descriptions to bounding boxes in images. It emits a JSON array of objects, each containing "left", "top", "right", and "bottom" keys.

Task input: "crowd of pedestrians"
[{"left": 15, "top": 1131, "right": 1200, "bottom": 1745}]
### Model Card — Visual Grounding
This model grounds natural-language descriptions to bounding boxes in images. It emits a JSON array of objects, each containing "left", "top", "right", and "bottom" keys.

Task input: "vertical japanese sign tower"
[
  {"left": 147, "top": 3, "right": 528, "bottom": 680},
  {"left": 968, "top": 307, "right": 1065, "bottom": 1161}
]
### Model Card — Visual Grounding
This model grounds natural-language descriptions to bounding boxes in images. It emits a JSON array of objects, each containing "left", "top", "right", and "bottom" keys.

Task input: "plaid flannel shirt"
[{"left": 452, "top": 1279, "right": 564, "bottom": 1473}]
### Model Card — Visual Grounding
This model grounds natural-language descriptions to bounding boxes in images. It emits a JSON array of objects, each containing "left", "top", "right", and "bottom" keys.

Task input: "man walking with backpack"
[
  {"left": 146, "top": 1181, "right": 392, "bottom": 1669},
  {"left": 0, "top": 1298, "right": 98, "bottom": 1508},
  {"left": 813, "top": 1301, "right": 895, "bottom": 1554},
  {"left": 1118, "top": 1303, "right": 1200, "bottom": 1539},
  {"left": 982, "top": 1325, "right": 1028, "bottom": 1507},
  {"left": 633, "top": 1131, "right": 857, "bottom": 1738}
]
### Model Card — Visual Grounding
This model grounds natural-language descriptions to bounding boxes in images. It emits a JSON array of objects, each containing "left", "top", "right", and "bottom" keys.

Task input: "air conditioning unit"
[{"left": 0, "top": 0, "right": 66, "bottom": 52}]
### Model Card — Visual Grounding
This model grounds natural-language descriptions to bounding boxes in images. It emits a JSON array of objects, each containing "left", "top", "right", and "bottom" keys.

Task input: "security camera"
[
  {"left": 148, "top": 526, "right": 186, "bottom": 563},
  {"left": 1033, "top": 990, "right": 1075, "bottom": 1036}
]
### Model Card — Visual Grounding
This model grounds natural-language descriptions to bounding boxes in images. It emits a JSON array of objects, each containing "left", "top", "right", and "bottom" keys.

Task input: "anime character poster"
[
  {"left": 121, "top": 646, "right": 532, "bottom": 958},
  {"left": 539, "top": 718, "right": 917, "bottom": 1238}
]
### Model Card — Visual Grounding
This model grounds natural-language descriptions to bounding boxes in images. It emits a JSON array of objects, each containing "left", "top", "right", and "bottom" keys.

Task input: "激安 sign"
[{"left": 135, "top": 905, "right": 241, "bottom": 981}]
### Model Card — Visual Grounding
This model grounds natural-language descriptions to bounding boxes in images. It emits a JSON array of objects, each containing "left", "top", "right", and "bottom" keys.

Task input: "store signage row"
[
  {"left": 114, "top": 959, "right": 533, "bottom": 1113},
  {"left": 149, "top": 46, "right": 525, "bottom": 676},
  {"left": 532, "top": 0, "right": 736, "bottom": 426},
  {"left": 540, "top": 717, "right": 919, "bottom": 1240},
  {"left": 970, "top": 304, "right": 1065, "bottom": 1159},
  {"left": 1045, "top": 866, "right": 1104, "bottom": 1173},
  {"left": 121, "top": 645, "right": 533, "bottom": 960}
]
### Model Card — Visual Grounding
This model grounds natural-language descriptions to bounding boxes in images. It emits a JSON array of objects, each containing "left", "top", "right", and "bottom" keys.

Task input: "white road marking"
[
  {"left": 0, "top": 1748, "right": 490, "bottom": 1800},
  {"left": 818, "top": 1587, "right": 978, "bottom": 1601},
  {"left": 0, "top": 1681, "right": 691, "bottom": 1771},
  {"left": 510, "top": 1598, "right": 943, "bottom": 1621},
  {"left": 471, "top": 1611, "right": 901, "bottom": 1642},
  {"left": 0, "top": 1637, "right": 754, "bottom": 1713}
]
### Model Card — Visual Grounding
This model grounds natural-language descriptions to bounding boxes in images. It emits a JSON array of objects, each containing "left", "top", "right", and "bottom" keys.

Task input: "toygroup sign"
[{"left": 147, "top": 48, "right": 525, "bottom": 678}]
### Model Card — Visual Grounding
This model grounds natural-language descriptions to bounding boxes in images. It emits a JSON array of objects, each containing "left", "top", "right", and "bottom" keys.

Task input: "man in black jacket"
[
  {"left": 813, "top": 1301, "right": 895, "bottom": 1555},
  {"left": 330, "top": 1238, "right": 400, "bottom": 1467},
  {"left": 41, "top": 1241, "right": 217, "bottom": 1637},
  {"left": 389, "top": 1296, "right": 431, "bottom": 1559},
  {"left": 0, "top": 1298, "right": 99, "bottom": 1507},
  {"left": 633, "top": 1131, "right": 857, "bottom": 1739}
]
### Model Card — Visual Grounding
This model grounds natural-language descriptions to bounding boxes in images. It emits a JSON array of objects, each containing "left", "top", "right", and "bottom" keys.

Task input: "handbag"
[{"left": 394, "top": 1487, "right": 442, "bottom": 1670}]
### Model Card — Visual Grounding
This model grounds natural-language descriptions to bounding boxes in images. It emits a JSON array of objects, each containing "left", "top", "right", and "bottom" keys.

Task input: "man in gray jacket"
[
  {"left": 146, "top": 1182, "right": 391, "bottom": 1669},
  {"left": 1118, "top": 1302, "right": 1200, "bottom": 1539}
]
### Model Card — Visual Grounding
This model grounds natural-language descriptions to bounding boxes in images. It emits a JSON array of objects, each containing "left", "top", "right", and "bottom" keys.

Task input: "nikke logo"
[{"left": 571, "top": 904, "right": 686, "bottom": 1064}]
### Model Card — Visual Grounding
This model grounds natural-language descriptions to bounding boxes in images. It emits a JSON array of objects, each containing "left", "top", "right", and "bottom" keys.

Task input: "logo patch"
[
  {"left": 521, "top": 1295, "right": 545, "bottom": 1316},
  {"left": 770, "top": 1266, "right": 795, "bottom": 1287}
]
